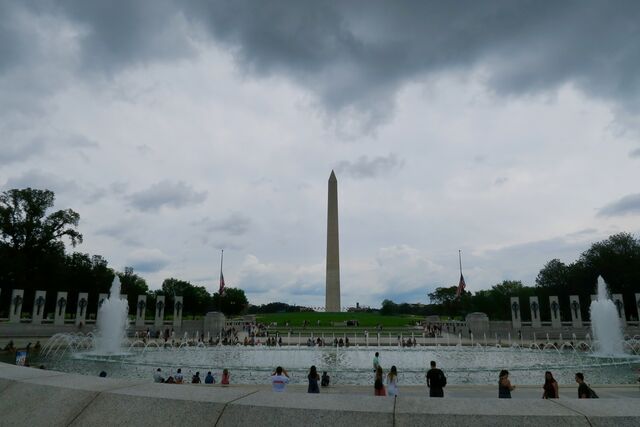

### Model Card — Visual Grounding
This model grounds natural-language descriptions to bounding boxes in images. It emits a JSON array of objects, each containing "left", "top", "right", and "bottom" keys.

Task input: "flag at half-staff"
[
  {"left": 218, "top": 249, "right": 226, "bottom": 296},
  {"left": 456, "top": 249, "right": 466, "bottom": 298},
  {"left": 456, "top": 273, "right": 466, "bottom": 298}
]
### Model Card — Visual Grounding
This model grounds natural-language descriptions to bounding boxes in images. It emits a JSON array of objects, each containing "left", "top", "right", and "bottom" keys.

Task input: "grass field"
[{"left": 254, "top": 312, "right": 424, "bottom": 328}]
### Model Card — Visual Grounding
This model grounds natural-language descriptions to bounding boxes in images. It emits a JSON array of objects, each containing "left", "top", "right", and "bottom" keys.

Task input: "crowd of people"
[{"left": 153, "top": 367, "right": 231, "bottom": 385}]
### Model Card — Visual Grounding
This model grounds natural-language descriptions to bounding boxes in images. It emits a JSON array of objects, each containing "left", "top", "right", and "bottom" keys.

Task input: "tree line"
[
  {"left": 0, "top": 188, "right": 247, "bottom": 318},
  {"left": 382, "top": 232, "right": 640, "bottom": 321}
]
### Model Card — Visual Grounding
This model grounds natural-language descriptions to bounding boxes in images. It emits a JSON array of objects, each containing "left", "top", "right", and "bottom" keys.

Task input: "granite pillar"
[
  {"left": 510, "top": 297, "right": 521, "bottom": 329},
  {"left": 155, "top": 296, "right": 165, "bottom": 328},
  {"left": 32, "top": 291, "right": 47, "bottom": 324},
  {"left": 9, "top": 289, "right": 24, "bottom": 324},
  {"left": 54, "top": 292, "right": 68, "bottom": 326},
  {"left": 136, "top": 295, "right": 147, "bottom": 327},
  {"left": 529, "top": 296, "right": 541, "bottom": 328},
  {"left": 75, "top": 293, "right": 88, "bottom": 326},
  {"left": 569, "top": 295, "right": 582, "bottom": 328},
  {"left": 173, "top": 296, "right": 183, "bottom": 328},
  {"left": 549, "top": 296, "right": 561, "bottom": 328}
]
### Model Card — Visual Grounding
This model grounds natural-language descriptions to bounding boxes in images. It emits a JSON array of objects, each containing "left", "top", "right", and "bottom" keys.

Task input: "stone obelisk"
[{"left": 325, "top": 170, "right": 341, "bottom": 312}]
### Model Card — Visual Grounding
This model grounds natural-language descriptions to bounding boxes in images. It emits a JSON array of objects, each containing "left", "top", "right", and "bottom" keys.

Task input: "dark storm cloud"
[
  {"left": 128, "top": 180, "right": 207, "bottom": 211},
  {"left": 187, "top": 0, "right": 640, "bottom": 122},
  {"left": 335, "top": 153, "right": 403, "bottom": 179},
  {"left": 598, "top": 193, "right": 640, "bottom": 217},
  {"left": 2, "top": 1, "right": 639, "bottom": 129}
]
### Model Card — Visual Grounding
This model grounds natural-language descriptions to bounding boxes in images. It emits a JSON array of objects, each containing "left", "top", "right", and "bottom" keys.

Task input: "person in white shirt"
[{"left": 271, "top": 366, "right": 290, "bottom": 392}]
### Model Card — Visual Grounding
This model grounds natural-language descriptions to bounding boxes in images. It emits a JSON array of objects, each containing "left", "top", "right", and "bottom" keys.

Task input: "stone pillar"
[
  {"left": 155, "top": 296, "right": 165, "bottom": 328},
  {"left": 97, "top": 293, "right": 108, "bottom": 322},
  {"left": 75, "top": 293, "right": 88, "bottom": 326},
  {"left": 569, "top": 295, "right": 582, "bottom": 328},
  {"left": 549, "top": 296, "right": 561, "bottom": 328},
  {"left": 325, "top": 170, "right": 341, "bottom": 312},
  {"left": 612, "top": 293, "right": 626, "bottom": 326},
  {"left": 9, "top": 289, "right": 24, "bottom": 323},
  {"left": 529, "top": 296, "right": 541, "bottom": 328},
  {"left": 173, "top": 296, "right": 183, "bottom": 328},
  {"left": 204, "top": 312, "right": 226, "bottom": 336},
  {"left": 54, "top": 292, "right": 68, "bottom": 325},
  {"left": 32, "top": 291, "right": 47, "bottom": 324},
  {"left": 510, "top": 297, "right": 521, "bottom": 329},
  {"left": 135, "top": 295, "right": 147, "bottom": 327}
]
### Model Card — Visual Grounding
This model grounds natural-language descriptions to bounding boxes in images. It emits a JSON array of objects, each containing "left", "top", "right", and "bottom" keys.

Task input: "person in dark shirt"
[
  {"left": 426, "top": 360, "right": 446, "bottom": 397},
  {"left": 542, "top": 371, "right": 558, "bottom": 399},
  {"left": 321, "top": 371, "right": 330, "bottom": 387},
  {"left": 575, "top": 372, "right": 595, "bottom": 398}
]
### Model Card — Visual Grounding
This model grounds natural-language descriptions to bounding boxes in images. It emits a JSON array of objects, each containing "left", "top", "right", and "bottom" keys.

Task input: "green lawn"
[{"left": 255, "top": 312, "right": 424, "bottom": 328}]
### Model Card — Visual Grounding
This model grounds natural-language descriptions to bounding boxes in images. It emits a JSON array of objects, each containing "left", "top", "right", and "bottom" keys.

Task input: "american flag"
[
  {"left": 456, "top": 273, "right": 466, "bottom": 298},
  {"left": 219, "top": 272, "right": 226, "bottom": 296}
]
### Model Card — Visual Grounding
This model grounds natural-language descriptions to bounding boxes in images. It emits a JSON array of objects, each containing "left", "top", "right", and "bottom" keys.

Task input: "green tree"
[
  {"left": 212, "top": 288, "right": 248, "bottom": 316},
  {"left": 118, "top": 267, "right": 149, "bottom": 315},
  {"left": 161, "top": 278, "right": 214, "bottom": 317},
  {"left": 0, "top": 188, "right": 82, "bottom": 294},
  {"left": 380, "top": 299, "right": 398, "bottom": 315}
]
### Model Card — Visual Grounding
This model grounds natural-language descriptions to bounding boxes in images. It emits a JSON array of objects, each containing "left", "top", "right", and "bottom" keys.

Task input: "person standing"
[
  {"left": 387, "top": 365, "right": 399, "bottom": 397},
  {"left": 373, "top": 352, "right": 380, "bottom": 372},
  {"left": 374, "top": 366, "right": 386, "bottom": 396},
  {"left": 426, "top": 361, "right": 446, "bottom": 397},
  {"left": 271, "top": 366, "right": 290, "bottom": 392},
  {"left": 499, "top": 370, "right": 515, "bottom": 398},
  {"left": 308, "top": 365, "right": 320, "bottom": 393},
  {"left": 542, "top": 371, "right": 558, "bottom": 399}
]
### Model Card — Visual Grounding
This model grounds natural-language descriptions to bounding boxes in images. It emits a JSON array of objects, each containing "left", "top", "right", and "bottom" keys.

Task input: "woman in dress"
[
  {"left": 374, "top": 366, "right": 386, "bottom": 396},
  {"left": 387, "top": 365, "right": 399, "bottom": 397},
  {"left": 308, "top": 365, "right": 320, "bottom": 393},
  {"left": 542, "top": 371, "right": 559, "bottom": 398},
  {"left": 498, "top": 369, "right": 515, "bottom": 398}
]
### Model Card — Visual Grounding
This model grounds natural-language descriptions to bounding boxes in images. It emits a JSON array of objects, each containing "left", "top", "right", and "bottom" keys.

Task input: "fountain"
[
  {"left": 94, "top": 276, "right": 129, "bottom": 354},
  {"left": 590, "top": 276, "right": 624, "bottom": 355}
]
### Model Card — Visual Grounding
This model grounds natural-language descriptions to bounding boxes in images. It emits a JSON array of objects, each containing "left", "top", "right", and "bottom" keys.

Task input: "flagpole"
[
  {"left": 459, "top": 249, "right": 462, "bottom": 276},
  {"left": 218, "top": 249, "right": 224, "bottom": 312}
]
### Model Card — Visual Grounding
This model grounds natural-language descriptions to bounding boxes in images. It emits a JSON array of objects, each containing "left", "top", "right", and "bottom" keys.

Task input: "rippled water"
[{"left": 34, "top": 346, "right": 640, "bottom": 386}]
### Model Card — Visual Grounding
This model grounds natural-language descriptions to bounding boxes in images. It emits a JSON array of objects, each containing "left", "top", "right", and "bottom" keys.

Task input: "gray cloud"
[
  {"left": 0, "top": 139, "right": 46, "bottom": 165},
  {"left": 127, "top": 248, "right": 170, "bottom": 273},
  {"left": 494, "top": 176, "right": 508, "bottom": 186},
  {"left": 598, "top": 193, "right": 640, "bottom": 217},
  {"left": 195, "top": 213, "right": 252, "bottom": 236},
  {"left": 335, "top": 153, "right": 403, "bottom": 179},
  {"left": 128, "top": 181, "right": 207, "bottom": 211},
  {"left": 630, "top": 148, "right": 640, "bottom": 158},
  {"left": 3, "top": 170, "right": 79, "bottom": 194},
  {"left": 1, "top": 1, "right": 638, "bottom": 132}
]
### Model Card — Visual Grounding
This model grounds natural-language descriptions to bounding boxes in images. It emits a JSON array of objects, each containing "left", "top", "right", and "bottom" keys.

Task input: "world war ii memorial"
[{"left": 2, "top": 2, "right": 640, "bottom": 426}]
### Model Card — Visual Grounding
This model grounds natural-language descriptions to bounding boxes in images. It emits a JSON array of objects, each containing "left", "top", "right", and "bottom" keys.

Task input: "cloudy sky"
[{"left": 2, "top": 1, "right": 640, "bottom": 308}]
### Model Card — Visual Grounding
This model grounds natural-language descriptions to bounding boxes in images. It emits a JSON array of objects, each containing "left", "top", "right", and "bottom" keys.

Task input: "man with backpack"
[
  {"left": 575, "top": 372, "right": 598, "bottom": 398},
  {"left": 426, "top": 360, "right": 446, "bottom": 397}
]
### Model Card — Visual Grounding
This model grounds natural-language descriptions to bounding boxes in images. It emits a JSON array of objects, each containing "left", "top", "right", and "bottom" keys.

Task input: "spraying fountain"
[
  {"left": 590, "top": 276, "right": 624, "bottom": 356},
  {"left": 93, "top": 276, "right": 129, "bottom": 354}
]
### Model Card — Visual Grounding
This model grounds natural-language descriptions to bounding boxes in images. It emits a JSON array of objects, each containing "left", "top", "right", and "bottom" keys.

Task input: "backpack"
[
  {"left": 588, "top": 385, "right": 598, "bottom": 398},
  {"left": 438, "top": 370, "right": 447, "bottom": 388}
]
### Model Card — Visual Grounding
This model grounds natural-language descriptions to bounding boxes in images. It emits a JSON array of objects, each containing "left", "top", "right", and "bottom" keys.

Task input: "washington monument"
[{"left": 325, "top": 170, "right": 341, "bottom": 312}]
